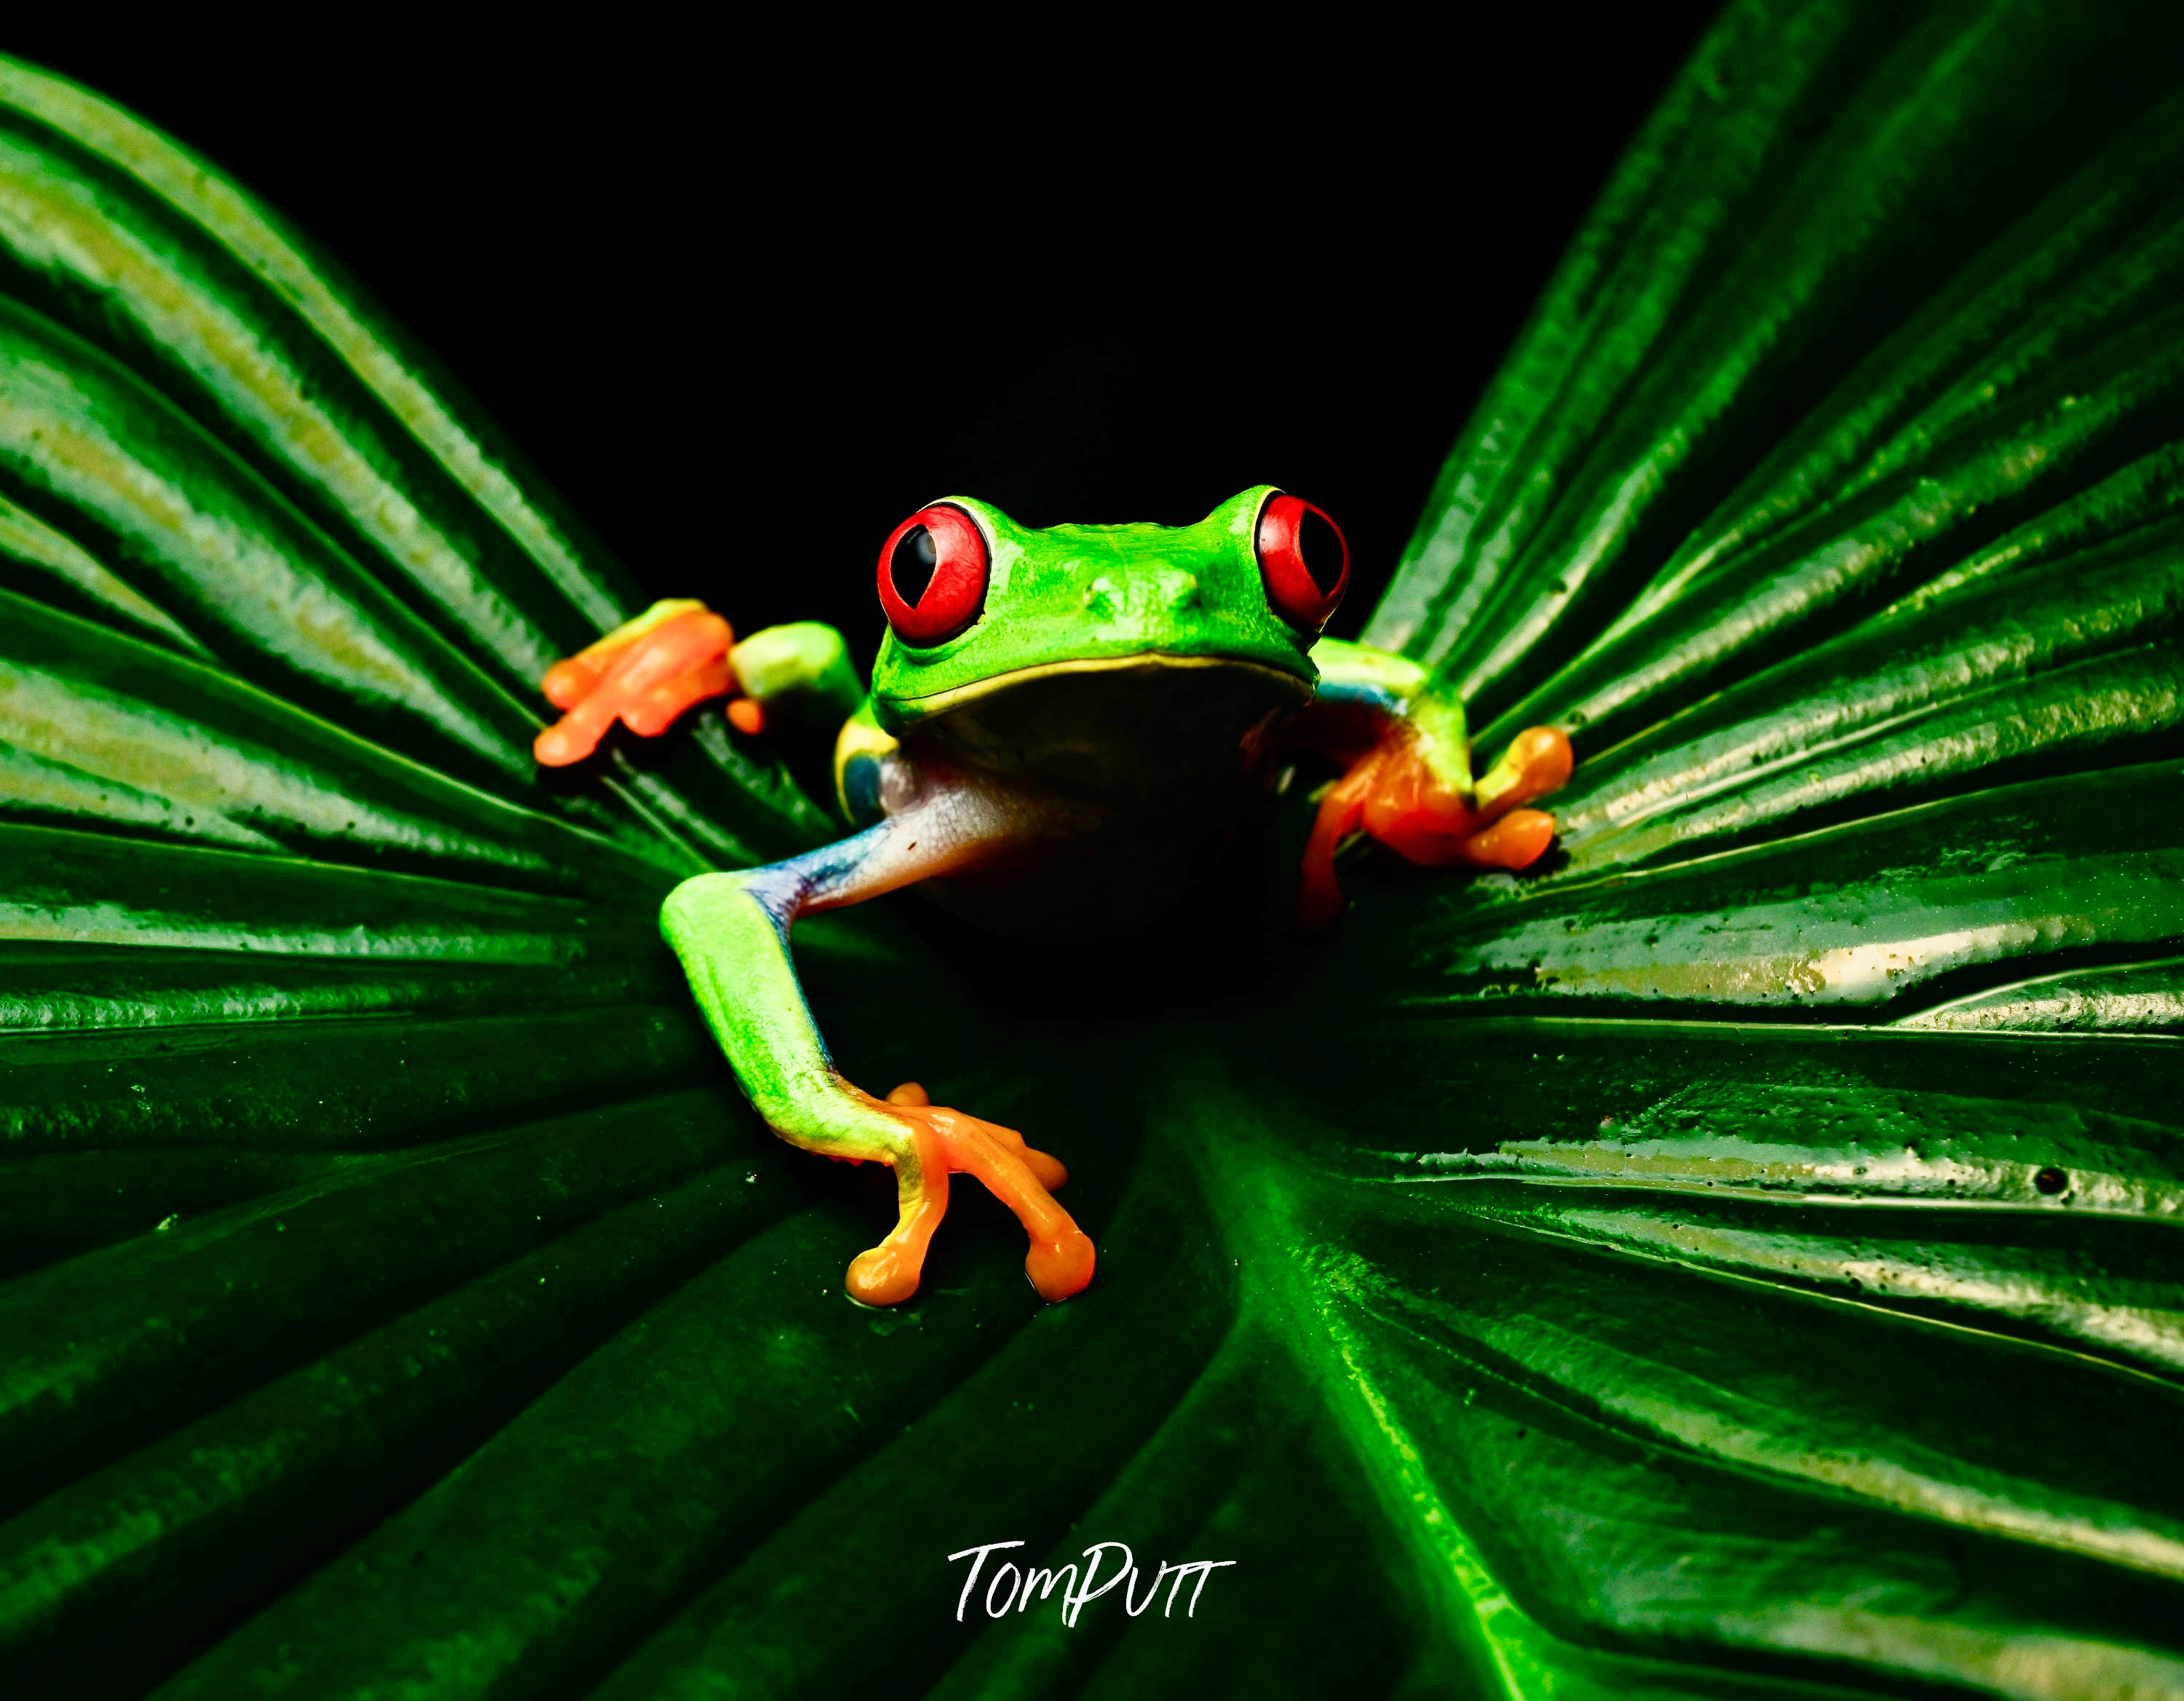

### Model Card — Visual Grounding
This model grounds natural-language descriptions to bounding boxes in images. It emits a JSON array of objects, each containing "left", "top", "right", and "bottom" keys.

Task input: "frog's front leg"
[
  {"left": 661, "top": 785, "right": 1096, "bottom": 1307},
  {"left": 1294, "top": 638, "right": 1574, "bottom": 931},
  {"left": 533, "top": 600, "right": 858, "bottom": 766}
]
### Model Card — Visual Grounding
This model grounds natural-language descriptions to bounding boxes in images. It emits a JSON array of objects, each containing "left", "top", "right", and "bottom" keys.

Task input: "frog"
[{"left": 532, "top": 486, "right": 1572, "bottom": 1307}]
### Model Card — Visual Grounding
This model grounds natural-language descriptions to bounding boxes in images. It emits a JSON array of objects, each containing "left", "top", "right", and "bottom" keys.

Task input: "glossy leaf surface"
[{"left": 1, "top": 7, "right": 2182, "bottom": 1697}]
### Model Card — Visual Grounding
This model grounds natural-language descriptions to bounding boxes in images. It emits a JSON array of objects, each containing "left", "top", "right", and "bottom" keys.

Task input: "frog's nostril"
[{"left": 1170, "top": 574, "right": 1201, "bottom": 609}]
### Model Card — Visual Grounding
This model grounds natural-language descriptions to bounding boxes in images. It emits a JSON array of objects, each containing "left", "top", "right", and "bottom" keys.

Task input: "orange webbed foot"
[
  {"left": 840, "top": 1083, "right": 1093, "bottom": 1306},
  {"left": 534, "top": 603, "right": 740, "bottom": 766},
  {"left": 887, "top": 1084, "right": 1069, "bottom": 1191},
  {"left": 1297, "top": 722, "right": 1574, "bottom": 931}
]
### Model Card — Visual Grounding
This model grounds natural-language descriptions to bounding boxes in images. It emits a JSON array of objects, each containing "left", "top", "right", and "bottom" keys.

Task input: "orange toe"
[
  {"left": 1026, "top": 1230, "right": 1096, "bottom": 1301},
  {"left": 1478, "top": 726, "right": 1574, "bottom": 816},
  {"left": 847, "top": 1244, "right": 924, "bottom": 1306},
  {"left": 620, "top": 657, "right": 735, "bottom": 737},
  {"left": 542, "top": 655, "right": 605, "bottom": 710},
  {"left": 533, "top": 711, "right": 608, "bottom": 767},
  {"left": 1456, "top": 808, "right": 1557, "bottom": 869}
]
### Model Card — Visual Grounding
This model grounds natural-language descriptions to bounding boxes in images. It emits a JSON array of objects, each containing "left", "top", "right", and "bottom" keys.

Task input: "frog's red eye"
[
  {"left": 1255, "top": 493, "right": 1349, "bottom": 631},
  {"left": 877, "top": 504, "right": 990, "bottom": 647}
]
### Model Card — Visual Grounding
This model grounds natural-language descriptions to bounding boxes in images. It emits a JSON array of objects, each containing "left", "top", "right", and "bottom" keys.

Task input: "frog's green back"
[{"left": 1, "top": 6, "right": 2183, "bottom": 1695}]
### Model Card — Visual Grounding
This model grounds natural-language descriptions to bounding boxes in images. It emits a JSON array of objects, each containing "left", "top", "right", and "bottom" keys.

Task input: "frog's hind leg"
[{"left": 661, "top": 787, "right": 1096, "bottom": 1306}]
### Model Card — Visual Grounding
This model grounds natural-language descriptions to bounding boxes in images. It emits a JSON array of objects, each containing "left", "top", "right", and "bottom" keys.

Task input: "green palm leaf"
[{"left": 1, "top": 4, "right": 2181, "bottom": 1696}]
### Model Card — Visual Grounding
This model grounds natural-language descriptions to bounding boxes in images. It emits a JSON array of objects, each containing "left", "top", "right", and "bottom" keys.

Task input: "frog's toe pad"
[
  {"left": 1457, "top": 808, "right": 1556, "bottom": 870},
  {"left": 1026, "top": 1230, "right": 1096, "bottom": 1302},
  {"left": 1021, "top": 1145, "right": 1069, "bottom": 1191},
  {"left": 847, "top": 1243, "right": 924, "bottom": 1307}
]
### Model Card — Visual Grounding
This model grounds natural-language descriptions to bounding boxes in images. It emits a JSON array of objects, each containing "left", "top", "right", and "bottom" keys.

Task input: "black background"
[{"left": 5, "top": 18, "right": 1717, "bottom": 662}]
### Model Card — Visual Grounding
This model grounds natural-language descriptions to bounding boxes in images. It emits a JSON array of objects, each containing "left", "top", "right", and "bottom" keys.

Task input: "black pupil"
[
  {"left": 891, "top": 525, "right": 938, "bottom": 607},
  {"left": 1297, "top": 510, "right": 1344, "bottom": 596}
]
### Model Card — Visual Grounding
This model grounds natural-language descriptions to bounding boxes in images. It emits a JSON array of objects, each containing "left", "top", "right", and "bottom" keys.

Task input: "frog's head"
[{"left": 867, "top": 485, "right": 1347, "bottom": 733}]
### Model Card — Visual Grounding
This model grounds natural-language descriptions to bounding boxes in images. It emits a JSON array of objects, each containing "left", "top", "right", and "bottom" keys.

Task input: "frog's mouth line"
[{"left": 884, "top": 652, "right": 1313, "bottom": 725}]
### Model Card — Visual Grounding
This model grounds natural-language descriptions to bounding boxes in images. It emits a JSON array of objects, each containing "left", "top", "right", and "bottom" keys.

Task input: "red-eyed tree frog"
[{"left": 534, "top": 488, "right": 1572, "bottom": 1306}]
